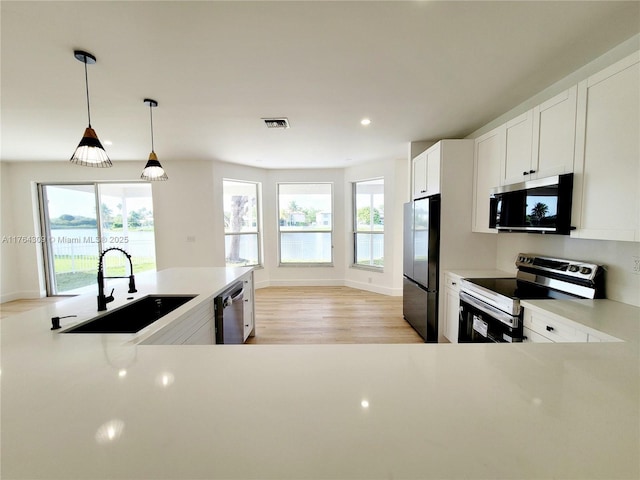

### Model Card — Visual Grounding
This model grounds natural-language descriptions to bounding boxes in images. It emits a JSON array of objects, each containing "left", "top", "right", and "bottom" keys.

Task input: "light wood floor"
[
  {"left": 1, "top": 287, "right": 424, "bottom": 344},
  {"left": 246, "top": 286, "right": 424, "bottom": 344},
  {"left": 0, "top": 296, "right": 62, "bottom": 320}
]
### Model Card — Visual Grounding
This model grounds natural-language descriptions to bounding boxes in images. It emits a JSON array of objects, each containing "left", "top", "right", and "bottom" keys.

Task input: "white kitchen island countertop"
[{"left": 1, "top": 267, "right": 639, "bottom": 479}]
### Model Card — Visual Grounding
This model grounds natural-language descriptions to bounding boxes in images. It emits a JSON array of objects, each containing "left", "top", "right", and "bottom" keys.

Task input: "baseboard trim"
[
  {"left": 254, "top": 279, "right": 401, "bottom": 296},
  {"left": 1, "top": 290, "right": 43, "bottom": 303}
]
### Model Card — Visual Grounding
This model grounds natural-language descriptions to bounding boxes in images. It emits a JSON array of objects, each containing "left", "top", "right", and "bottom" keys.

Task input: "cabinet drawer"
[
  {"left": 523, "top": 310, "right": 588, "bottom": 343},
  {"left": 522, "top": 326, "right": 553, "bottom": 343}
]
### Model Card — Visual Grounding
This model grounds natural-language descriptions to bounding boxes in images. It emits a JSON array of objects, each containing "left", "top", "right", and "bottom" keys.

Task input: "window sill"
[
  {"left": 350, "top": 264, "right": 384, "bottom": 273},
  {"left": 278, "top": 263, "right": 334, "bottom": 268}
]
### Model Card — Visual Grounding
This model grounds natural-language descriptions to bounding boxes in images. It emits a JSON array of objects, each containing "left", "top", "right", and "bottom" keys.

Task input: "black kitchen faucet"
[{"left": 97, "top": 247, "right": 137, "bottom": 311}]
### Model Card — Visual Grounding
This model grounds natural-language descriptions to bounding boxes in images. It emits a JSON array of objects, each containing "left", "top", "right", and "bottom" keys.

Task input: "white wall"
[
  {"left": 0, "top": 158, "right": 408, "bottom": 301},
  {"left": 0, "top": 160, "right": 150, "bottom": 301},
  {"left": 262, "top": 168, "right": 347, "bottom": 287},
  {"left": 469, "top": 34, "right": 640, "bottom": 139},
  {"left": 3, "top": 35, "right": 639, "bottom": 305},
  {"left": 495, "top": 235, "right": 640, "bottom": 307},
  {"left": 343, "top": 158, "right": 409, "bottom": 296},
  {"left": 467, "top": 34, "right": 640, "bottom": 307},
  {"left": 0, "top": 162, "right": 19, "bottom": 299}
]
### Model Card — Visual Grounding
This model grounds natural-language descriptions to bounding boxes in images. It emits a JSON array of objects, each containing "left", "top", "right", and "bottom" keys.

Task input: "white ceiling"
[{"left": 1, "top": 1, "right": 639, "bottom": 169}]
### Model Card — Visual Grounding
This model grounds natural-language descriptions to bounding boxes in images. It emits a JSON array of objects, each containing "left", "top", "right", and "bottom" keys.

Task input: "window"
[
  {"left": 353, "top": 178, "right": 384, "bottom": 268},
  {"left": 223, "top": 179, "right": 261, "bottom": 267},
  {"left": 278, "top": 183, "right": 332, "bottom": 265},
  {"left": 39, "top": 183, "right": 157, "bottom": 295}
]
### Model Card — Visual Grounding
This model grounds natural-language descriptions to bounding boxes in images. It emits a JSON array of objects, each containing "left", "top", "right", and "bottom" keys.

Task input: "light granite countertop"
[{"left": 1, "top": 267, "right": 638, "bottom": 479}]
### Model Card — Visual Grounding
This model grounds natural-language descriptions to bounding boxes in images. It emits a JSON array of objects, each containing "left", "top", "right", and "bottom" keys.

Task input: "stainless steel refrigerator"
[{"left": 403, "top": 195, "right": 440, "bottom": 342}]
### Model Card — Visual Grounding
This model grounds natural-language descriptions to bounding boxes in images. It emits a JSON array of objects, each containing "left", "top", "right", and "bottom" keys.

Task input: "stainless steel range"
[{"left": 458, "top": 253, "right": 604, "bottom": 343}]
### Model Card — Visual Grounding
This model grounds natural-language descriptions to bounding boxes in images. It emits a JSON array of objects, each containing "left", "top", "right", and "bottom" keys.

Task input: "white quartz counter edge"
[
  {"left": 445, "top": 268, "right": 514, "bottom": 280},
  {"left": 521, "top": 298, "right": 640, "bottom": 343},
  {"left": 50, "top": 266, "right": 253, "bottom": 345},
  {"left": 3, "top": 267, "right": 639, "bottom": 479}
]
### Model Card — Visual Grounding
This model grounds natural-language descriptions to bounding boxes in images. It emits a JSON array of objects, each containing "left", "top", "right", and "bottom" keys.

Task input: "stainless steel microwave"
[{"left": 489, "top": 173, "right": 574, "bottom": 234}]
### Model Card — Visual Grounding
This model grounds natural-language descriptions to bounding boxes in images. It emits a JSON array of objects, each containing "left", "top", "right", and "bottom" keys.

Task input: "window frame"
[
  {"left": 37, "top": 181, "right": 157, "bottom": 296},
  {"left": 277, "top": 182, "right": 334, "bottom": 266},
  {"left": 222, "top": 178, "right": 263, "bottom": 268},
  {"left": 352, "top": 177, "right": 384, "bottom": 270}
]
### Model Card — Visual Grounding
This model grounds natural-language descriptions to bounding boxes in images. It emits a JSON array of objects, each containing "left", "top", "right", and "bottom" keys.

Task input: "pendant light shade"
[
  {"left": 70, "top": 50, "right": 112, "bottom": 167},
  {"left": 141, "top": 99, "right": 168, "bottom": 181}
]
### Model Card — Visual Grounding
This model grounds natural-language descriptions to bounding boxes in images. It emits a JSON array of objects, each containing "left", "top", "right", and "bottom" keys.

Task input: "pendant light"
[
  {"left": 70, "top": 50, "right": 112, "bottom": 167},
  {"left": 141, "top": 99, "right": 168, "bottom": 181}
]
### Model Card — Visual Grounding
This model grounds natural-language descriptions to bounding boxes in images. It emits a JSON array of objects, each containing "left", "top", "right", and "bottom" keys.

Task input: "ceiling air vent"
[{"left": 262, "top": 117, "right": 290, "bottom": 129}]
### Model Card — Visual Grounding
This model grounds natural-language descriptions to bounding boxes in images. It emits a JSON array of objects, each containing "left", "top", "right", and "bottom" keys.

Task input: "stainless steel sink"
[{"left": 64, "top": 295, "right": 197, "bottom": 334}]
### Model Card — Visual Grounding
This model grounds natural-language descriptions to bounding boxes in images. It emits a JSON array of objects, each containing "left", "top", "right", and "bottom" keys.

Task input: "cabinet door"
[
  {"left": 243, "top": 272, "right": 255, "bottom": 341},
  {"left": 425, "top": 143, "right": 441, "bottom": 196},
  {"left": 412, "top": 152, "right": 428, "bottom": 199},
  {"left": 443, "top": 286, "right": 460, "bottom": 343},
  {"left": 501, "top": 110, "right": 534, "bottom": 185},
  {"left": 531, "top": 85, "right": 577, "bottom": 179},
  {"left": 472, "top": 125, "right": 504, "bottom": 233},
  {"left": 571, "top": 52, "right": 640, "bottom": 242}
]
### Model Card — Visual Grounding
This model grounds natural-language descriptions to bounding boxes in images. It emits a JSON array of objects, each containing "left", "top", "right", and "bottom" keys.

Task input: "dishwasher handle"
[{"left": 223, "top": 287, "right": 244, "bottom": 308}]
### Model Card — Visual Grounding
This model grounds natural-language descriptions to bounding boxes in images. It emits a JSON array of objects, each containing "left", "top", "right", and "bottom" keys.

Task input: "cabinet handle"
[
  {"left": 529, "top": 169, "right": 536, "bottom": 174},
  {"left": 546, "top": 325, "right": 554, "bottom": 332},
  {"left": 452, "top": 282, "right": 457, "bottom": 286},
  {"left": 523, "top": 171, "right": 529, "bottom": 175}
]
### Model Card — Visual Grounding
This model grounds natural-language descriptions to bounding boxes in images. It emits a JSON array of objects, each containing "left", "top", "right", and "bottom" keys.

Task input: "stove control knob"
[
  {"left": 568, "top": 265, "right": 579, "bottom": 272},
  {"left": 580, "top": 267, "right": 592, "bottom": 275},
  {"left": 518, "top": 256, "right": 525, "bottom": 262}
]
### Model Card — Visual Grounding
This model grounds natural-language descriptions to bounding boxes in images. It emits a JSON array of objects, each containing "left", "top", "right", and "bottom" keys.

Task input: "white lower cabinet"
[
  {"left": 242, "top": 272, "right": 255, "bottom": 341},
  {"left": 143, "top": 299, "right": 215, "bottom": 345},
  {"left": 523, "top": 309, "right": 588, "bottom": 343},
  {"left": 442, "top": 274, "right": 462, "bottom": 343},
  {"left": 522, "top": 326, "right": 553, "bottom": 343},
  {"left": 143, "top": 271, "right": 255, "bottom": 345}
]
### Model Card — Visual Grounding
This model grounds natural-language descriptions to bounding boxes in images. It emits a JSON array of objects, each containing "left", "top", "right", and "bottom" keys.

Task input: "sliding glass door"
[{"left": 39, "top": 183, "right": 156, "bottom": 295}]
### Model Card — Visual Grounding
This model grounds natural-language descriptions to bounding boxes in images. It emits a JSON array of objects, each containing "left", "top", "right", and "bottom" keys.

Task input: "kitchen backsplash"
[{"left": 496, "top": 234, "right": 640, "bottom": 307}]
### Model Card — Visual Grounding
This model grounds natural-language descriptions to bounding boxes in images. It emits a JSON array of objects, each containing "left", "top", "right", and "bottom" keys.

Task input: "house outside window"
[
  {"left": 278, "top": 182, "right": 333, "bottom": 265},
  {"left": 353, "top": 178, "right": 384, "bottom": 268},
  {"left": 223, "top": 179, "right": 261, "bottom": 267}
]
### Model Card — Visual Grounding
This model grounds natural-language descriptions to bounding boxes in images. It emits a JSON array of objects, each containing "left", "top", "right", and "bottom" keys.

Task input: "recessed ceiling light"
[{"left": 360, "top": 118, "right": 371, "bottom": 126}]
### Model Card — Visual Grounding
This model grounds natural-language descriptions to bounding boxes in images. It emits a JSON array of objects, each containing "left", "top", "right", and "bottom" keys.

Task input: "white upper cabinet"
[
  {"left": 472, "top": 125, "right": 504, "bottom": 233},
  {"left": 412, "top": 151, "right": 427, "bottom": 198},
  {"left": 532, "top": 86, "right": 578, "bottom": 179},
  {"left": 412, "top": 143, "right": 441, "bottom": 199},
  {"left": 500, "top": 86, "right": 578, "bottom": 186},
  {"left": 571, "top": 51, "right": 640, "bottom": 242},
  {"left": 501, "top": 110, "right": 534, "bottom": 185}
]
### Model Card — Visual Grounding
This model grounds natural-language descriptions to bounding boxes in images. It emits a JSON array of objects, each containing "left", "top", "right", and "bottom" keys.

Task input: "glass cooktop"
[{"left": 465, "top": 277, "right": 577, "bottom": 301}]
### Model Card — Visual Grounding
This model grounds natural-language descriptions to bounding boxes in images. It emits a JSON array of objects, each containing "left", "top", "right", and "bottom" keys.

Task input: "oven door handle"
[{"left": 459, "top": 291, "right": 518, "bottom": 327}]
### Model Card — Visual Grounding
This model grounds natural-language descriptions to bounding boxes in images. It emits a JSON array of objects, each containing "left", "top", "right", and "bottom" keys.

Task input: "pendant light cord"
[
  {"left": 149, "top": 103, "right": 155, "bottom": 152},
  {"left": 84, "top": 56, "right": 92, "bottom": 128}
]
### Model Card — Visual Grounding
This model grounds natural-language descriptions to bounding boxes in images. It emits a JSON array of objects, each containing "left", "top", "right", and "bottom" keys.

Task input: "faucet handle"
[{"left": 106, "top": 288, "right": 115, "bottom": 304}]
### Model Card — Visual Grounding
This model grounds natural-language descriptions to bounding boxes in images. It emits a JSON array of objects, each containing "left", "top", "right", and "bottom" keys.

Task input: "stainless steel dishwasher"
[{"left": 214, "top": 282, "right": 245, "bottom": 344}]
